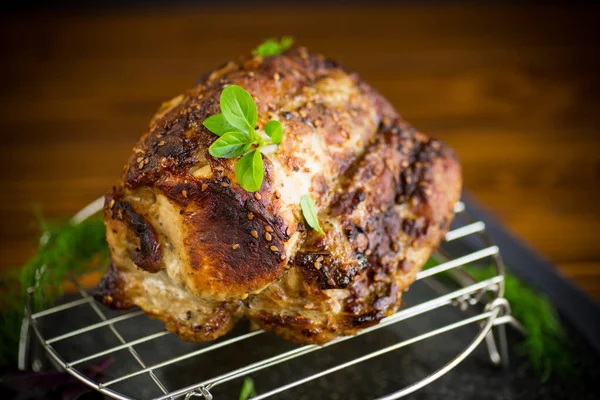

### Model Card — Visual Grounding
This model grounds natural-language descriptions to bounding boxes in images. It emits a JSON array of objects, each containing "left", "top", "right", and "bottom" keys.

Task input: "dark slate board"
[{"left": 23, "top": 195, "right": 600, "bottom": 399}]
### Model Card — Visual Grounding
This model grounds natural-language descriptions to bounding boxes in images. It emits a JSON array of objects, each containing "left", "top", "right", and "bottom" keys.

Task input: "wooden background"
[{"left": 0, "top": 3, "right": 598, "bottom": 299}]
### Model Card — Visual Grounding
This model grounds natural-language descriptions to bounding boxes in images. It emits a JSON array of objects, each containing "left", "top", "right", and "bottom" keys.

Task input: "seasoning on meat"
[{"left": 94, "top": 47, "right": 461, "bottom": 344}]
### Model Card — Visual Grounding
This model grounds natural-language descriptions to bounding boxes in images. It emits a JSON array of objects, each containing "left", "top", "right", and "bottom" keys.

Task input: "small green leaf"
[
  {"left": 253, "top": 37, "right": 294, "bottom": 57},
  {"left": 235, "top": 149, "right": 264, "bottom": 192},
  {"left": 239, "top": 377, "right": 256, "bottom": 400},
  {"left": 300, "top": 195, "right": 324, "bottom": 234},
  {"left": 221, "top": 85, "right": 257, "bottom": 132},
  {"left": 254, "top": 40, "right": 279, "bottom": 56},
  {"left": 265, "top": 120, "right": 283, "bottom": 144},
  {"left": 203, "top": 113, "right": 239, "bottom": 137},
  {"left": 208, "top": 132, "right": 251, "bottom": 159}
]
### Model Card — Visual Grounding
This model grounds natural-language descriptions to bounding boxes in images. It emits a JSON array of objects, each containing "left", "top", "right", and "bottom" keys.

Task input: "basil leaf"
[
  {"left": 202, "top": 113, "right": 239, "bottom": 137},
  {"left": 254, "top": 40, "right": 279, "bottom": 56},
  {"left": 220, "top": 85, "right": 257, "bottom": 133},
  {"left": 208, "top": 132, "right": 250, "bottom": 159},
  {"left": 253, "top": 37, "right": 294, "bottom": 57},
  {"left": 300, "top": 195, "right": 324, "bottom": 234},
  {"left": 265, "top": 120, "right": 283, "bottom": 144},
  {"left": 235, "top": 149, "right": 264, "bottom": 192},
  {"left": 238, "top": 378, "right": 256, "bottom": 400}
]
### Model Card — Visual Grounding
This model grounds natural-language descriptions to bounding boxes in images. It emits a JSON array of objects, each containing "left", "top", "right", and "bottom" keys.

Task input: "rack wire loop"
[{"left": 184, "top": 387, "right": 212, "bottom": 400}]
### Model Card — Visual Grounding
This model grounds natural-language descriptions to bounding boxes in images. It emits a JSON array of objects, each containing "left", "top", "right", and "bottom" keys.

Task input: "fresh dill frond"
[
  {"left": 0, "top": 214, "right": 109, "bottom": 368},
  {"left": 20, "top": 214, "right": 109, "bottom": 309},
  {"left": 467, "top": 266, "right": 572, "bottom": 381},
  {"left": 425, "top": 259, "right": 572, "bottom": 380}
]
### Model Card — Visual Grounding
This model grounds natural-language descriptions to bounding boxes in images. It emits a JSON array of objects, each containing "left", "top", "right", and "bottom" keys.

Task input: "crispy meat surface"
[{"left": 94, "top": 48, "right": 462, "bottom": 344}]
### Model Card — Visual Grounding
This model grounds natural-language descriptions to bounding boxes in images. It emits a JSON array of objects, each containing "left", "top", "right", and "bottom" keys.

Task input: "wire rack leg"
[
  {"left": 497, "top": 323, "right": 510, "bottom": 367},
  {"left": 70, "top": 277, "right": 171, "bottom": 396},
  {"left": 483, "top": 298, "right": 511, "bottom": 367},
  {"left": 18, "top": 305, "right": 31, "bottom": 370},
  {"left": 484, "top": 329, "right": 501, "bottom": 365}
]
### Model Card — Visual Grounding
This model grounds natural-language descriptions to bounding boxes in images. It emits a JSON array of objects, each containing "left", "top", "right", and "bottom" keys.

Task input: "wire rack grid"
[{"left": 21, "top": 199, "right": 521, "bottom": 400}]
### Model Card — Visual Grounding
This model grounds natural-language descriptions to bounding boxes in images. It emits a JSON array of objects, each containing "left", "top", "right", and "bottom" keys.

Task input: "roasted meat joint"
[{"left": 95, "top": 45, "right": 462, "bottom": 345}]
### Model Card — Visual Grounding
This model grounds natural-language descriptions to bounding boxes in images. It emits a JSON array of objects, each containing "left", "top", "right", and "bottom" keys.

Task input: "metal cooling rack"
[{"left": 20, "top": 199, "right": 522, "bottom": 400}]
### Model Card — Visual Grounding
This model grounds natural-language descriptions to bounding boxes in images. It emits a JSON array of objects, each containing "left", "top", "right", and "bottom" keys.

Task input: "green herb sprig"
[
  {"left": 467, "top": 265, "right": 572, "bottom": 381},
  {"left": 253, "top": 37, "right": 294, "bottom": 57},
  {"left": 203, "top": 85, "right": 283, "bottom": 192},
  {"left": 426, "top": 260, "right": 571, "bottom": 380},
  {"left": 300, "top": 195, "right": 324, "bottom": 234},
  {"left": 0, "top": 214, "right": 109, "bottom": 368},
  {"left": 204, "top": 85, "right": 323, "bottom": 233}
]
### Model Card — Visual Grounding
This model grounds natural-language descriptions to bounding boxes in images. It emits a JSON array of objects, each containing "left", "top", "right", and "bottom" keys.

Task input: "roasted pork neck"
[{"left": 95, "top": 48, "right": 461, "bottom": 344}]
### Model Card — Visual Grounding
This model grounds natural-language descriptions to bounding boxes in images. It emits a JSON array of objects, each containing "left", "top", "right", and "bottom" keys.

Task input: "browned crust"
[
  {"left": 245, "top": 120, "right": 461, "bottom": 344},
  {"left": 103, "top": 48, "right": 395, "bottom": 301},
  {"left": 121, "top": 49, "right": 391, "bottom": 192},
  {"left": 105, "top": 192, "right": 162, "bottom": 273},
  {"left": 97, "top": 47, "right": 462, "bottom": 345},
  {"left": 178, "top": 180, "right": 289, "bottom": 296}
]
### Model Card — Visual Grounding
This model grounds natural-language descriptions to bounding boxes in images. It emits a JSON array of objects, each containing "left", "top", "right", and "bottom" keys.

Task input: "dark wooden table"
[{"left": 1, "top": 3, "right": 598, "bottom": 299}]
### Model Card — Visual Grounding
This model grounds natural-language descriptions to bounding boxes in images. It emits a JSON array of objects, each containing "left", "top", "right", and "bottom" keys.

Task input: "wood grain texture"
[{"left": 0, "top": 3, "right": 598, "bottom": 299}]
